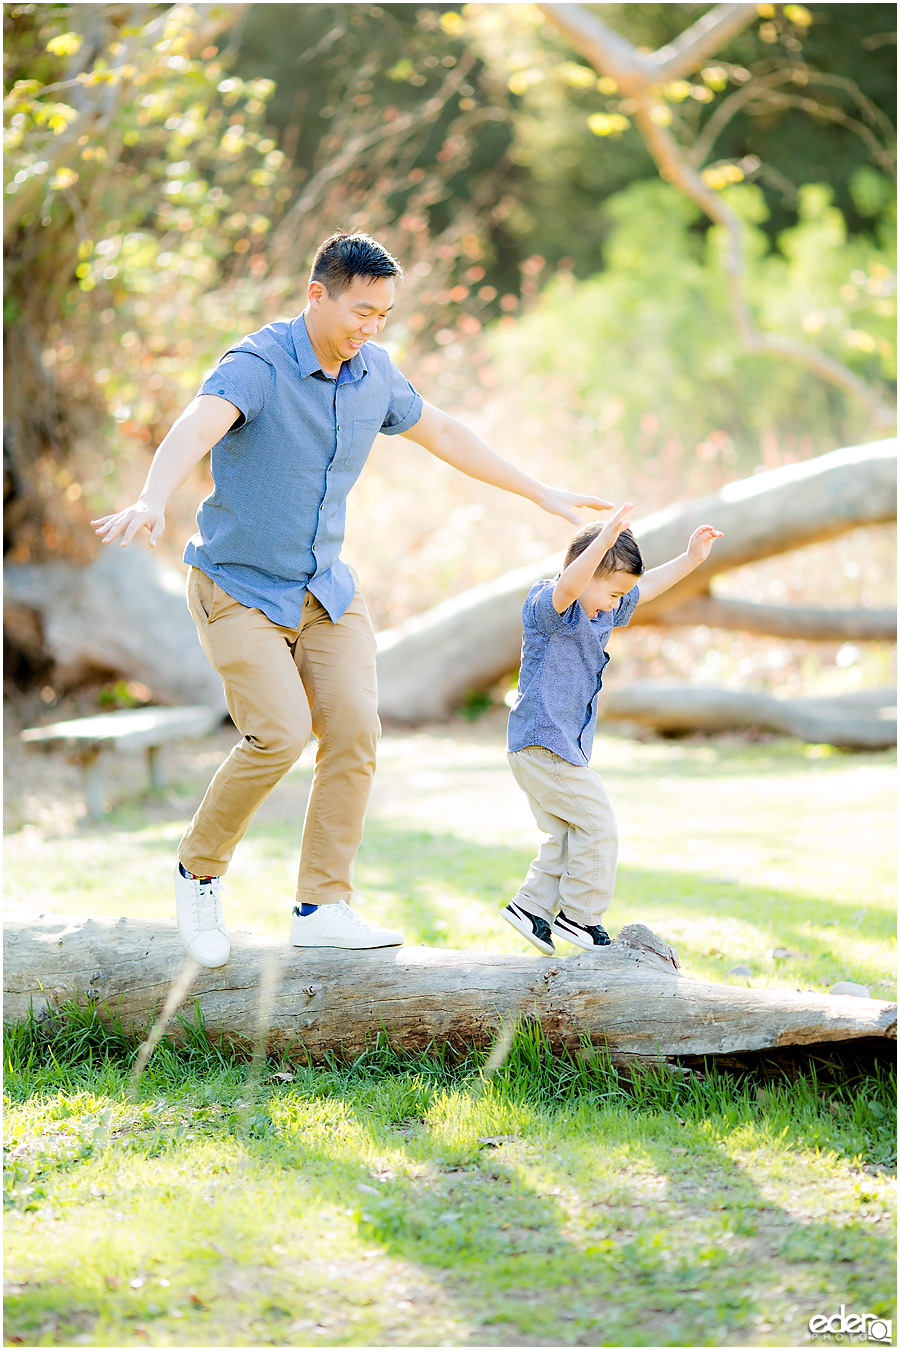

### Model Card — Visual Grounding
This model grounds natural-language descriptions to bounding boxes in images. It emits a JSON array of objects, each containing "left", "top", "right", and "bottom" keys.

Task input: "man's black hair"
[
  {"left": 564, "top": 523, "right": 644, "bottom": 577},
  {"left": 310, "top": 231, "right": 403, "bottom": 298}
]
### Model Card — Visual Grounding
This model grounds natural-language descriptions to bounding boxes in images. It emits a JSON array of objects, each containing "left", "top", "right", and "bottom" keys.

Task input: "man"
[{"left": 93, "top": 232, "right": 610, "bottom": 967}]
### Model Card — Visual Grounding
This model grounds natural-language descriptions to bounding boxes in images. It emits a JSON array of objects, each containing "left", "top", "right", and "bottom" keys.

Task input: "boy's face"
[{"left": 579, "top": 568, "right": 636, "bottom": 619}]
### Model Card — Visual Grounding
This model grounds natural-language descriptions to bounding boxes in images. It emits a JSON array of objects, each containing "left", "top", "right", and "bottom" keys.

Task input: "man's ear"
[{"left": 307, "top": 280, "right": 328, "bottom": 308}]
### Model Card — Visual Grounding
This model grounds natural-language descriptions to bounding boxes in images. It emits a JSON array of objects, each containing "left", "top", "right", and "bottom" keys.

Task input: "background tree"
[
  {"left": 3, "top": 1, "right": 273, "bottom": 562},
  {"left": 3, "top": 2, "right": 896, "bottom": 678},
  {"left": 533, "top": 0, "right": 895, "bottom": 428},
  {"left": 461, "top": 3, "right": 895, "bottom": 278}
]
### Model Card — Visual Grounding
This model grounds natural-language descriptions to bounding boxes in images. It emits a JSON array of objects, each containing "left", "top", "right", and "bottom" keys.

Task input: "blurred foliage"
[
  {"left": 459, "top": 2, "right": 896, "bottom": 278},
  {"left": 228, "top": 2, "right": 898, "bottom": 330},
  {"left": 231, "top": 2, "right": 517, "bottom": 350},
  {"left": 2, "top": 1, "right": 896, "bottom": 570},
  {"left": 486, "top": 175, "right": 896, "bottom": 466},
  {"left": 3, "top": 1, "right": 289, "bottom": 559}
]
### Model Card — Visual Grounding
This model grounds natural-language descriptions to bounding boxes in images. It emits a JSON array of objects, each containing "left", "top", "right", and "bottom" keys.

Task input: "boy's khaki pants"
[
  {"left": 178, "top": 567, "right": 380, "bottom": 906},
  {"left": 508, "top": 745, "right": 617, "bottom": 927}
]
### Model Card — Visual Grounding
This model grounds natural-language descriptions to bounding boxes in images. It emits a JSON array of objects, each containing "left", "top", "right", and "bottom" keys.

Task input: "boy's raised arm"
[
  {"left": 552, "top": 502, "right": 634, "bottom": 613},
  {"left": 636, "top": 525, "right": 724, "bottom": 605}
]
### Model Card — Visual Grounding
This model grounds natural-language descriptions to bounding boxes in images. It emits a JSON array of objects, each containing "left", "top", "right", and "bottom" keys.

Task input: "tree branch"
[
  {"left": 600, "top": 683, "right": 897, "bottom": 750},
  {"left": 651, "top": 3, "right": 760, "bottom": 83},
  {"left": 641, "top": 594, "right": 897, "bottom": 641},
  {"left": 537, "top": 3, "right": 758, "bottom": 93},
  {"left": 536, "top": 2, "right": 897, "bottom": 431}
]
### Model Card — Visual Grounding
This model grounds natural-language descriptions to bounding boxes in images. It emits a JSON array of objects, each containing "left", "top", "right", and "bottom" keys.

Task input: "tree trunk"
[
  {"left": 653, "top": 596, "right": 897, "bottom": 641},
  {"left": 3, "top": 546, "right": 226, "bottom": 711},
  {"left": 376, "top": 440, "right": 897, "bottom": 722},
  {"left": 4, "top": 916, "right": 895, "bottom": 1065},
  {"left": 600, "top": 684, "right": 897, "bottom": 749}
]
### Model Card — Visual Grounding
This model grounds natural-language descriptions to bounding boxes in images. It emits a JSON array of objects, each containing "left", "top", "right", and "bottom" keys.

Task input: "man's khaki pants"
[
  {"left": 178, "top": 567, "right": 379, "bottom": 906},
  {"left": 508, "top": 744, "right": 618, "bottom": 927}
]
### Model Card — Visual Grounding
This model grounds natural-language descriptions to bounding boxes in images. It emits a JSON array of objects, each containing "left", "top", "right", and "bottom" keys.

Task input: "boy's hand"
[
  {"left": 551, "top": 500, "right": 634, "bottom": 613},
  {"left": 687, "top": 525, "right": 723, "bottom": 563},
  {"left": 598, "top": 501, "right": 634, "bottom": 546}
]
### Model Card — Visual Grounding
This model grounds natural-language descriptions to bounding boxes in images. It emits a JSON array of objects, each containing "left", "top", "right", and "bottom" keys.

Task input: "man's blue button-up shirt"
[
  {"left": 183, "top": 313, "right": 423, "bottom": 627},
  {"left": 507, "top": 577, "right": 640, "bottom": 767}
]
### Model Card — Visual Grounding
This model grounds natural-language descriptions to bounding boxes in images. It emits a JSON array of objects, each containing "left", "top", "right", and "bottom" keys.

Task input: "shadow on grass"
[{"left": 4, "top": 1013, "right": 895, "bottom": 1348}]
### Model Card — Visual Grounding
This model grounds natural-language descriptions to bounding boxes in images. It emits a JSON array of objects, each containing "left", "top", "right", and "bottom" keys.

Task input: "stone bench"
[{"left": 21, "top": 705, "right": 218, "bottom": 819}]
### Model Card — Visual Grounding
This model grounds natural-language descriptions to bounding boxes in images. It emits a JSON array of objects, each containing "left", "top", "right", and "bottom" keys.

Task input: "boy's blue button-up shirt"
[
  {"left": 183, "top": 313, "right": 423, "bottom": 627},
  {"left": 507, "top": 577, "right": 640, "bottom": 767}
]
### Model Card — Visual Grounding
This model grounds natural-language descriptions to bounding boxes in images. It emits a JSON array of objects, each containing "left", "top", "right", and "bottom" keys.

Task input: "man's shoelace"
[
  {"left": 336, "top": 901, "right": 376, "bottom": 929},
  {"left": 191, "top": 878, "right": 230, "bottom": 930}
]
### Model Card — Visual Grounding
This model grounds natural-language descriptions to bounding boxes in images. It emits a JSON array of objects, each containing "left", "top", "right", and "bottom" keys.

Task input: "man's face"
[
  {"left": 306, "top": 274, "right": 395, "bottom": 367},
  {"left": 578, "top": 568, "right": 636, "bottom": 619}
]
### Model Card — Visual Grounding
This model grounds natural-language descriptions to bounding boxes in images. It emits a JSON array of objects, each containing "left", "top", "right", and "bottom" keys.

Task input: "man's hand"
[
  {"left": 687, "top": 525, "right": 724, "bottom": 563},
  {"left": 91, "top": 499, "right": 166, "bottom": 548},
  {"left": 90, "top": 394, "right": 240, "bottom": 551},
  {"left": 403, "top": 404, "right": 612, "bottom": 522},
  {"left": 536, "top": 485, "right": 614, "bottom": 525}
]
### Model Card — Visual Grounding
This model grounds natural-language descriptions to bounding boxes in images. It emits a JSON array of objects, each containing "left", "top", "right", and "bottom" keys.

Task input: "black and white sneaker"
[
  {"left": 551, "top": 910, "right": 611, "bottom": 950},
  {"left": 502, "top": 901, "right": 555, "bottom": 955}
]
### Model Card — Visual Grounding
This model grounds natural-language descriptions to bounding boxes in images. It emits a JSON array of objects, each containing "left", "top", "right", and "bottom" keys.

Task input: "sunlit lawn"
[
  {"left": 4, "top": 716, "right": 896, "bottom": 1348},
  {"left": 4, "top": 714, "right": 896, "bottom": 997}
]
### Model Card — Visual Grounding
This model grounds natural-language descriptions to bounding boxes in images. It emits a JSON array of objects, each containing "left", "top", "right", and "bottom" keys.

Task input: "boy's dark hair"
[
  {"left": 310, "top": 231, "right": 403, "bottom": 298},
  {"left": 564, "top": 523, "right": 644, "bottom": 577}
]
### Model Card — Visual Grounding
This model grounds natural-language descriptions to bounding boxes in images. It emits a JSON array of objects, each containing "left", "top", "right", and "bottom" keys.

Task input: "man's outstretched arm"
[
  {"left": 402, "top": 402, "right": 611, "bottom": 525},
  {"left": 91, "top": 394, "right": 241, "bottom": 548}
]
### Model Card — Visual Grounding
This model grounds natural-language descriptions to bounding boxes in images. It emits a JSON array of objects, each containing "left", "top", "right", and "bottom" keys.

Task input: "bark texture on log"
[
  {"left": 4, "top": 916, "right": 895, "bottom": 1064},
  {"left": 600, "top": 684, "right": 897, "bottom": 749},
  {"left": 376, "top": 441, "right": 897, "bottom": 722},
  {"left": 3, "top": 547, "right": 226, "bottom": 712}
]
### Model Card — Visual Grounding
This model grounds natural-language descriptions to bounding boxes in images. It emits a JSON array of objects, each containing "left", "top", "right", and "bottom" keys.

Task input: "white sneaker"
[
  {"left": 174, "top": 864, "right": 231, "bottom": 968},
  {"left": 290, "top": 899, "right": 403, "bottom": 949}
]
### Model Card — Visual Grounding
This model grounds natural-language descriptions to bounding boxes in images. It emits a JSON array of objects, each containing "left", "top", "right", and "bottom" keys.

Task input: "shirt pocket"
[{"left": 351, "top": 416, "right": 384, "bottom": 455}]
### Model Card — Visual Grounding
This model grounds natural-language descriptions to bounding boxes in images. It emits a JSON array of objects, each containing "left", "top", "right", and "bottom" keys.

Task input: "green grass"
[
  {"left": 4, "top": 728, "right": 896, "bottom": 996},
  {"left": 4, "top": 1009, "right": 896, "bottom": 1348},
  {"left": 4, "top": 724, "right": 897, "bottom": 1345}
]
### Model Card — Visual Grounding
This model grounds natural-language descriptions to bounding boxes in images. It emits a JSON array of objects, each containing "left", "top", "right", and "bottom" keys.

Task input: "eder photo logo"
[{"left": 809, "top": 1306, "right": 893, "bottom": 1343}]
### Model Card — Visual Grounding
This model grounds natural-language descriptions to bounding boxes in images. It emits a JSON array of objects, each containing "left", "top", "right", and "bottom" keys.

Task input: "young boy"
[{"left": 504, "top": 502, "right": 723, "bottom": 955}]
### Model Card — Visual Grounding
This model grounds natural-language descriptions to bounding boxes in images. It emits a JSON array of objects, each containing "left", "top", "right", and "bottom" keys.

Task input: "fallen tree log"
[
  {"left": 376, "top": 440, "right": 896, "bottom": 721},
  {"left": 653, "top": 596, "right": 897, "bottom": 642},
  {"left": 4, "top": 916, "right": 895, "bottom": 1064},
  {"left": 600, "top": 683, "right": 897, "bottom": 749},
  {"left": 3, "top": 545, "right": 226, "bottom": 713}
]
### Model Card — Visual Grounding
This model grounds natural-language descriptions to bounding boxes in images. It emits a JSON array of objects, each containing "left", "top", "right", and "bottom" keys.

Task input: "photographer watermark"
[{"left": 809, "top": 1306, "right": 893, "bottom": 1343}]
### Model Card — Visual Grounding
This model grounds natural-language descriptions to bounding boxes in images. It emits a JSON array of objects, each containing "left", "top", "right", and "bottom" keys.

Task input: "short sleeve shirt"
[
  {"left": 507, "top": 577, "right": 640, "bottom": 767},
  {"left": 183, "top": 313, "right": 423, "bottom": 627}
]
